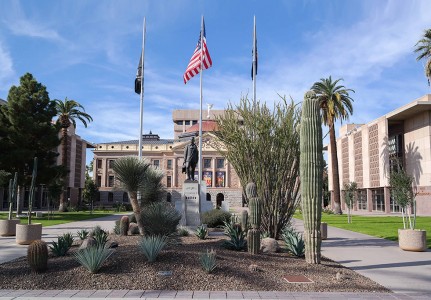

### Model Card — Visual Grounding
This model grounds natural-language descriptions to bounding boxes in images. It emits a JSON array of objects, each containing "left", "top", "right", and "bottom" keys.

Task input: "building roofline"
[{"left": 386, "top": 94, "right": 431, "bottom": 121}]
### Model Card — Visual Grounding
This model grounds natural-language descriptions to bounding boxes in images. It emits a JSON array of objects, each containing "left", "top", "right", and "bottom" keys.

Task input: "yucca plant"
[
  {"left": 281, "top": 226, "right": 305, "bottom": 257},
  {"left": 74, "top": 246, "right": 114, "bottom": 274},
  {"left": 222, "top": 221, "right": 247, "bottom": 251},
  {"left": 77, "top": 229, "right": 89, "bottom": 240},
  {"left": 49, "top": 236, "right": 71, "bottom": 257},
  {"left": 195, "top": 225, "right": 208, "bottom": 240},
  {"left": 200, "top": 248, "right": 217, "bottom": 273},
  {"left": 138, "top": 235, "right": 167, "bottom": 262}
]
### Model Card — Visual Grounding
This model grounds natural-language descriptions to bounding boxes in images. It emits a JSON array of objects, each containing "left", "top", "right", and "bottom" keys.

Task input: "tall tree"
[
  {"left": 414, "top": 28, "right": 431, "bottom": 85},
  {"left": 55, "top": 98, "right": 93, "bottom": 212},
  {"left": 0, "top": 73, "right": 63, "bottom": 213},
  {"left": 215, "top": 97, "right": 301, "bottom": 239},
  {"left": 311, "top": 76, "right": 354, "bottom": 215}
]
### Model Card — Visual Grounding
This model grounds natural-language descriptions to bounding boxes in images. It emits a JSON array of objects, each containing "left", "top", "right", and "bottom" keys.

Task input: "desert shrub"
[
  {"left": 74, "top": 246, "right": 114, "bottom": 273},
  {"left": 177, "top": 226, "right": 190, "bottom": 237},
  {"left": 202, "top": 209, "right": 231, "bottom": 228},
  {"left": 49, "top": 234, "right": 73, "bottom": 257},
  {"left": 62, "top": 232, "right": 74, "bottom": 248},
  {"left": 195, "top": 225, "right": 208, "bottom": 240},
  {"left": 281, "top": 225, "right": 305, "bottom": 257},
  {"left": 222, "top": 221, "right": 247, "bottom": 251},
  {"left": 94, "top": 229, "right": 109, "bottom": 248},
  {"left": 200, "top": 248, "right": 217, "bottom": 273},
  {"left": 77, "top": 229, "right": 89, "bottom": 240},
  {"left": 90, "top": 225, "right": 105, "bottom": 237},
  {"left": 138, "top": 235, "right": 167, "bottom": 262},
  {"left": 141, "top": 202, "right": 181, "bottom": 237}
]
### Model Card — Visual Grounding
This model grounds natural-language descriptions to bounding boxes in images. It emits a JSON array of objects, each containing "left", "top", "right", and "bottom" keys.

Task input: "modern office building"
[
  {"left": 328, "top": 94, "right": 431, "bottom": 215},
  {"left": 92, "top": 109, "right": 243, "bottom": 209}
]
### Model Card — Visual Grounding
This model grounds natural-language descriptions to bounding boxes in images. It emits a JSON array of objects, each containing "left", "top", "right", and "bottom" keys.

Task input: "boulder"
[
  {"left": 260, "top": 237, "right": 280, "bottom": 253},
  {"left": 105, "top": 241, "right": 119, "bottom": 249},
  {"left": 129, "top": 222, "right": 140, "bottom": 235},
  {"left": 79, "top": 237, "right": 97, "bottom": 250}
]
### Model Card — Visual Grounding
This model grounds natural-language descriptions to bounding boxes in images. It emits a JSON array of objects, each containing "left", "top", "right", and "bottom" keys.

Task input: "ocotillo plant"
[
  {"left": 246, "top": 182, "right": 262, "bottom": 254},
  {"left": 8, "top": 172, "right": 18, "bottom": 220},
  {"left": 28, "top": 157, "right": 38, "bottom": 225},
  {"left": 300, "top": 91, "right": 323, "bottom": 264}
]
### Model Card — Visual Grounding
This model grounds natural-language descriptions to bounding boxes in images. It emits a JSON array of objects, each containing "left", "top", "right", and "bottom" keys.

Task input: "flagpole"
[
  {"left": 252, "top": 15, "right": 257, "bottom": 104},
  {"left": 138, "top": 17, "right": 146, "bottom": 160},
  {"left": 198, "top": 15, "right": 204, "bottom": 206}
]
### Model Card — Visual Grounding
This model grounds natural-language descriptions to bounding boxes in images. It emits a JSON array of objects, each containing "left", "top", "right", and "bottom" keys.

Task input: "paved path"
[{"left": 1, "top": 215, "right": 431, "bottom": 299}]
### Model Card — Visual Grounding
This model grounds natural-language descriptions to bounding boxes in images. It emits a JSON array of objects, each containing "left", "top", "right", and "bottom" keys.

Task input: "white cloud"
[{"left": 0, "top": 41, "right": 14, "bottom": 95}]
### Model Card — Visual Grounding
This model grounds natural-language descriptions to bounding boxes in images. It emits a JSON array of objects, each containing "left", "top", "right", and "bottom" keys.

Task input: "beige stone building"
[
  {"left": 92, "top": 110, "right": 243, "bottom": 208},
  {"left": 328, "top": 94, "right": 431, "bottom": 215}
]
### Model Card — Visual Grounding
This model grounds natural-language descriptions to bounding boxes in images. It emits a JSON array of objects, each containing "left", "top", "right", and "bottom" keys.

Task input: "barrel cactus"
[
  {"left": 300, "top": 91, "right": 323, "bottom": 264},
  {"left": 27, "top": 240, "right": 48, "bottom": 273},
  {"left": 120, "top": 216, "right": 130, "bottom": 236},
  {"left": 245, "top": 182, "right": 262, "bottom": 254}
]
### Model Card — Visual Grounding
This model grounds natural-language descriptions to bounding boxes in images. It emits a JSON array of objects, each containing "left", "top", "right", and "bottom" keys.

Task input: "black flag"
[{"left": 135, "top": 52, "right": 142, "bottom": 94}]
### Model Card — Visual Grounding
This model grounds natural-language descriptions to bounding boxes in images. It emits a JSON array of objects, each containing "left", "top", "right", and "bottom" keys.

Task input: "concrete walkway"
[{"left": 0, "top": 215, "right": 431, "bottom": 299}]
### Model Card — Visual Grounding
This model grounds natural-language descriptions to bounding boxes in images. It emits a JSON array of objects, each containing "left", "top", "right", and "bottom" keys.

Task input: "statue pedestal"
[{"left": 179, "top": 180, "right": 201, "bottom": 226}]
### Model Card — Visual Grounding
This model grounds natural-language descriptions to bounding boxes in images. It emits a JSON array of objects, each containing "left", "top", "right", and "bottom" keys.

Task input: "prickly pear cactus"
[
  {"left": 27, "top": 240, "right": 48, "bottom": 273},
  {"left": 245, "top": 182, "right": 262, "bottom": 254},
  {"left": 120, "top": 216, "right": 130, "bottom": 236},
  {"left": 300, "top": 91, "right": 323, "bottom": 264}
]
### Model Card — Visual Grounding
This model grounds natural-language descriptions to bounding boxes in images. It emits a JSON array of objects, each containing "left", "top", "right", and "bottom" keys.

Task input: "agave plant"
[
  {"left": 138, "top": 235, "right": 167, "bottom": 262},
  {"left": 222, "top": 221, "right": 247, "bottom": 251},
  {"left": 281, "top": 226, "right": 305, "bottom": 257},
  {"left": 195, "top": 225, "right": 208, "bottom": 240},
  {"left": 74, "top": 246, "right": 114, "bottom": 273},
  {"left": 200, "top": 248, "right": 217, "bottom": 273}
]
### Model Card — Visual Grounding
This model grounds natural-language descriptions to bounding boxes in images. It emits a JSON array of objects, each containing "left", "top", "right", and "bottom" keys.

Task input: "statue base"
[{"left": 179, "top": 181, "right": 201, "bottom": 226}]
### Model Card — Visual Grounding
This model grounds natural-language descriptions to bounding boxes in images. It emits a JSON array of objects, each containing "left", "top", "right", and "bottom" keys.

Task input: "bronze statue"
[{"left": 183, "top": 137, "right": 199, "bottom": 181}]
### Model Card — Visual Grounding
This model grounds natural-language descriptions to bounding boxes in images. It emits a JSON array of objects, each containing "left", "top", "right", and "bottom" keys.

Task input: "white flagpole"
[
  {"left": 138, "top": 17, "right": 146, "bottom": 160},
  {"left": 198, "top": 16, "right": 204, "bottom": 205},
  {"left": 252, "top": 15, "right": 257, "bottom": 104}
]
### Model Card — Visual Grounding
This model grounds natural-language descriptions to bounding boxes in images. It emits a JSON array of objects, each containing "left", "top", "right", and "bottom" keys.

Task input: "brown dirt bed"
[{"left": 0, "top": 235, "right": 390, "bottom": 292}]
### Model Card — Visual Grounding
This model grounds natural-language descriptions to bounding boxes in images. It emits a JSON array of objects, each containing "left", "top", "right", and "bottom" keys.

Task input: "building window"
[
  {"left": 123, "top": 192, "right": 129, "bottom": 202},
  {"left": 372, "top": 188, "right": 385, "bottom": 212},
  {"left": 108, "top": 175, "right": 115, "bottom": 187},
  {"left": 390, "top": 195, "right": 401, "bottom": 213},
  {"left": 97, "top": 176, "right": 101, "bottom": 187},
  {"left": 185, "top": 120, "right": 190, "bottom": 125},
  {"left": 192, "top": 120, "right": 198, "bottom": 125},
  {"left": 176, "top": 120, "right": 183, "bottom": 125},
  {"left": 206, "top": 193, "right": 211, "bottom": 201},
  {"left": 357, "top": 189, "right": 367, "bottom": 210},
  {"left": 216, "top": 193, "right": 224, "bottom": 208},
  {"left": 108, "top": 192, "right": 114, "bottom": 202},
  {"left": 216, "top": 171, "right": 225, "bottom": 187},
  {"left": 167, "top": 159, "right": 172, "bottom": 170},
  {"left": 97, "top": 159, "right": 102, "bottom": 169},
  {"left": 167, "top": 193, "right": 172, "bottom": 203},
  {"left": 167, "top": 176, "right": 172, "bottom": 188},
  {"left": 153, "top": 160, "right": 160, "bottom": 168},
  {"left": 216, "top": 158, "right": 225, "bottom": 169},
  {"left": 108, "top": 159, "right": 115, "bottom": 169},
  {"left": 203, "top": 158, "right": 211, "bottom": 168},
  {"left": 203, "top": 171, "right": 212, "bottom": 187}
]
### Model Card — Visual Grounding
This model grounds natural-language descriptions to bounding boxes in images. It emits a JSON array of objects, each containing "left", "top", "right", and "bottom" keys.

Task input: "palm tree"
[
  {"left": 55, "top": 98, "right": 93, "bottom": 212},
  {"left": 113, "top": 156, "right": 159, "bottom": 235},
  {"left": 311, "top": 76, "right": 354, "bottom": 215},
  {"left": 414, "top": 29, "right": 431, "bottom": 85}
]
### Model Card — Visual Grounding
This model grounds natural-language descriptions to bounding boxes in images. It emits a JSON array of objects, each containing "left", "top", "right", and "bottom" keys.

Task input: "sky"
[{"left": 1, "top": 0, "right": 431, "bottom": 165}]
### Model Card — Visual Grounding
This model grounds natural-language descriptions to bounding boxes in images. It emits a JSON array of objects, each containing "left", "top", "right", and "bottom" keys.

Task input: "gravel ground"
[{"left": 0, "top": 234, "right": 389, "bottom": 292}]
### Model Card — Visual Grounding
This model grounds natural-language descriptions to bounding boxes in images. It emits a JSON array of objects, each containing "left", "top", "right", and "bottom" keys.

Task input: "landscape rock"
[
  {"left": 106, "top": 241, "right": 119, "bottom": 248},
  {"left": 78, "top": 237, "right": 97, "bottom": 250},
  {"left": 260, "top": 237, "right": 280, "bottom": 253},
  {"left": 129, "top": 222, "right": 140, "bottom": 235}
]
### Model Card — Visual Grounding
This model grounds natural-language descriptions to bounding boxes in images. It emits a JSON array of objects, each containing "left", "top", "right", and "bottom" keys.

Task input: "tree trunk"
[
  {"left": 59, "top": 125, "right": 68, "bottom": 212},
  {"left": 129, "top": 192, "right": 144, "bottom": 235},
  {"left": 16, "top": 185, "right": 23, "bottom": 215},
  {"left": 329, "top": 124, "right": 342, "bottom": 214}
]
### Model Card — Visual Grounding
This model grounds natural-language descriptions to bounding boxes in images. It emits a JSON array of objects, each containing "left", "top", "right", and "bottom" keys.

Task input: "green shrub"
[
  {"left": 202, "top": 209, "right": 231, "bottom": 228},
  {"left": 141, "top": 202, "right": 181, "bottom": 237},
  {"left": 177, "top": 226, "right": 190, "bottom": 237},
  {"left": 74, "top": 246, "right": 114, "bottom": 273},
  {"left": 77, "top": 229, "right": 89, "bottom": 240},
  {"left": 49, "top": 236, "right": 72, "bottom": 257},
  {"left": 62, "top": 232, "right": 74, "bottom": 248},
  {"left": 281, "top": 225, "right": 305, "bottom": 257},
  {"left": 94, "top": 229, "right": 109, "bottom": 248},
  {"left": 222, "top": 221, "right": 247, "bottom": 251},
  {"left": 200, "top": 248, "right": 217, "bottom": 273},
  {"left": 195, "top": 225, "right": 208, "bottom": 240},
  {"left": 138, "top": 235, "right": 167, "bottom": 262}
]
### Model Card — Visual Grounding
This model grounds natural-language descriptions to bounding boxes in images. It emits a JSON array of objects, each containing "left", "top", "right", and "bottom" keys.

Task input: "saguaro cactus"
[
  {"left": 240, "top": 210, "right": 248, "bottom": 232},
  {"left": 246, "top": 182, "right": 262, "bottom": 254},
  {"left": 300, "top": 91, "right": 323, "bottom": 264},
  {"left": 8, "top": 172, "right": 18, "bottom": 220},
  {"left": 27, "top": 240, "right": 48, "bottom": 273}
]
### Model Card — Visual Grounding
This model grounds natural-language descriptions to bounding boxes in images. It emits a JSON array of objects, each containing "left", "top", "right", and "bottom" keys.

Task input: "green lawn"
[
  {"left": 0, "top": 211, "right": 115, "bottom": 227},
  {"left": 295, "top": 213, "right": 431, "bottom": 248}
]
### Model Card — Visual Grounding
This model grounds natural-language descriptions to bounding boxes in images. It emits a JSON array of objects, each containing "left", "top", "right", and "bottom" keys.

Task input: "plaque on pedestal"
[{"left": 181, "top": 180, "right": 201, "bottom": 226}]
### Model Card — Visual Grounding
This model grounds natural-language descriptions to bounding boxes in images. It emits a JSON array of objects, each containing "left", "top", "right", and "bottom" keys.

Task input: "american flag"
[{"left": 183, "top": 19, "right": 212, "bottom": 84}]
